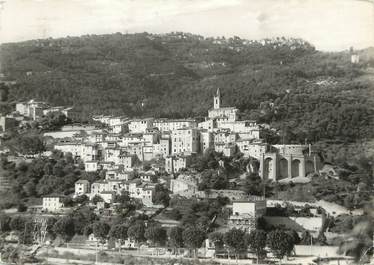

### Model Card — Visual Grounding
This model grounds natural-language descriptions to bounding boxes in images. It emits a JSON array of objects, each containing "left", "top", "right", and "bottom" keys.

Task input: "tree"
[
  {"left": 144, "top": 224, "right": 167, "bottom": 255},
  {"left": 27, "top": 135, "right": 43, "bottom": 154},
  {"left": 74, "top": 194, "right": 89, "bottom": 205},
  {"left": 300, "top": 230, "right": 313, "bottom": 245},
  {"left": 0, "top": 214, "right": 11, "bottom": 232},
  {"left": 286, "top": 229, "right": 300, "bottom": 245},
  {"left": 266, "top": 230, "right": 295, "bottom": 260},
  {"left": 114, "top": 191, "right": 130, "bottom": 204},
  {"left": 0, "top": 83, "right": 9, "bottom": 102},
  {"left": 152, "top": 184, "right": 170, "bottom": 207},
  {"left": 68, "top": 206, "right": 98, "bottom": 235},
  {"left": 168, "top": 226, "right": 184, "bottom": 254},
  {"left": 69, "top": 206, "right": 98, "bottom": 235},
  {"left": 198, "top": 169, "right": 229, "bottom": 190},
  {"left": 83, "top": 225, "right": 93, "bottom": 237},
  {"left": 16, "top": 203, "right": 27, "bottom": 213},
  {"left": 46, "top": 217, "right": 58, "bottom": 239},
  {"left": 223, "top": 228, "right": 247, "bottom": 260},
  {"left": 92, "top": 195, "right": 104, "bottom": 205},
  {"left": 10, "top": 135, "right": 45, "bottom": 155},
  {"left": 19, "top": 221, "right": 34, "bottom": 245},
  {"left": 182, "top": 226, "right": 206, "bottom": 258},
  {"left": 10, "top": 216, "right": 26, "bottom": 232},
  {"left": 92, "top": 221, "right": 110, "bottom": 244},
  {"left": 208, "top": 232, "right": 224, "bottom": 255},
  {"left": 52, "top": 216, "right": 75, "bottom": 241},
  {"left": 39, "top": 112, "right": 69, "bottom": 131},
  {"left": 109, "top": 224, "right": 128, "bottom": 245},
  {"left": 338, "top": 198, "right": 374, "bottom": 262},
  {"left": 144, "top": 225, "right": 167, "bottom": 247},
  {"left": 243, "top": 173, "right": 263, "bottom": 196},
  {"left": 344, "top": 194, "right": 355, "bottom": 210},
  {"left": 245, "top": 229, "right": 267, "bottom": 263},
  {"left": 127, "top": 221, "right": 145, "bottom": 242},
  {"left": 61, "top": 197, "right": 74, "bottom": 207},
  {"left": 316, "top": 232, "right": 327, "bottom": 246},
  {"left": 23, "top": 181, "right": 36, "bottom": 197},
  {"left": 168, "top": 208, "right": 182, "bottom": 220}
]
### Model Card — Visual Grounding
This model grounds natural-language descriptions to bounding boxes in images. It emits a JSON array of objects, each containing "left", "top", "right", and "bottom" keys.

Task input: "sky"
[{"left": 0, "top": 0, "right": 373, "bottom": 51}]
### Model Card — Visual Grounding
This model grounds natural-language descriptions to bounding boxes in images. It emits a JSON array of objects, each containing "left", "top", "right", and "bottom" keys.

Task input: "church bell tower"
[{"left": 214, "top": 88, "right": 221, "bottom": 109}]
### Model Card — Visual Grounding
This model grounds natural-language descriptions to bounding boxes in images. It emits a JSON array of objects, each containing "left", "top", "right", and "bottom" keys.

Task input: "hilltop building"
[
  {"left": 208, "top": 88, "right": 239, "bottom": 122},
  {"left": 16, "top": 100, "right": 49, "bottom": 120}
]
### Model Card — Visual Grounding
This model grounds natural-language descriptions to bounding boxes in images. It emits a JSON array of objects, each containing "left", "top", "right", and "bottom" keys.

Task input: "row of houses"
[
  {"left": 52, "top": 89, "right": 261, "bottom": 174},
  {"left": 0, "top": 100, "right": 80, "bottom": 134},
  {"left": 51, "top": 88, "right": 321, "bottom": 181},
  {"left": 16, "top": 99, "right": 78, "bottom": 121},
  {"left": 43, "top": 169, "right": 158, "bottom": 213}
]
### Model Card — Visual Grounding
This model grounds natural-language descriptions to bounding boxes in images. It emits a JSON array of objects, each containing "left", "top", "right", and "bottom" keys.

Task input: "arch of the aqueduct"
[{"left": 259, "top": 154, "right": 317, "bottom": 181}]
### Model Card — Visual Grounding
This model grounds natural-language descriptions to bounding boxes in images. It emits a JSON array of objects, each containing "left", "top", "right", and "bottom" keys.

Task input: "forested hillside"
[{"left": 1, "top": 32, "right": 373, "bottom": 145}]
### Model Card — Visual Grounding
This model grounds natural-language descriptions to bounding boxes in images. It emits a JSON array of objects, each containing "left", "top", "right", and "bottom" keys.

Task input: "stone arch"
[
  {"left": 263, "top": 157, "right": 273, "bottom": 180},
  {"left": 291, "top": 159, "right": 301, "bottom": 178},
  {"left": 305, "top": 160, "right": 315, "bottom": 175},
  {"left": 279, "top": 158, "right": 288, "bottom": 179}
]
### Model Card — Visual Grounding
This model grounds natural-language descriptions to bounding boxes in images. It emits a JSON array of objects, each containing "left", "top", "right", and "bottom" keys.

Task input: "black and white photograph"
[{"left": 0, "top": 0, "right": 373, "bottom": 264}]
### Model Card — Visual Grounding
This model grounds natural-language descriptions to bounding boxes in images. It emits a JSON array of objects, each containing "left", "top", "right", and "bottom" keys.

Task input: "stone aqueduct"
[{"left": 258, "top": 145, "right": 321, "bottom": 181}]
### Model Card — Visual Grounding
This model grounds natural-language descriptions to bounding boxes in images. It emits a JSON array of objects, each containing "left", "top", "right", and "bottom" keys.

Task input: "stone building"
[
  {"left": 84, "top": 161, "right": 99, "bottom": 172},
  {"left": 228, "top": 197, "right": 266, "bottom": 232},
  {"left": 75, "top": 179, "right": 90, "bottom": 196},
  {"left": 128, "top": 118, "right": 154, "bottom": 133},
  {"left": 171, "top": 127, "right": 200, "bottom": 155},
  {"left": 199, "top": 130, "right": 214, "bottom": 153},
  {"left": 214, "top": 142, "right": 237, "bottom": 157},
  {"left": 259, "top": 144, "right": 321, "bottom": 180},
  {"left": 165, "top": 154, "right": 192, "bottom": 174},
  {"left": 42, "top": 196, "right": 65, "bottom": 212},
  {"left": 208, "top": 88, "right": 238, "bottom": 122},
  {"left": 236, "top": 140, "right": 268, "bottom": 159},
  {"left": 54, "top": 141, "right": 99, "bottom": 162},
  {"left": 170, "top": 174, "right": 199, "bottom": 196},
  {"left": 16, "top": 100, "right": 49, "bottom": 120},
  {"left": 198, "top": 119, "right": 216, "bottom": 132},
  {"left": 153, "top": 118, "right": 197, "bottom": 132},
  {"left": 118, "top": 153, "right": 137, "bottom": 169}
]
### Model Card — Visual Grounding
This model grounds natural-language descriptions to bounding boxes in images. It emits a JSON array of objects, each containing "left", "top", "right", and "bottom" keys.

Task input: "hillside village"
[
  {"left": 3, "top": 88, "right": 323, "bottom": 204},
  {"left": 0, "top": 83, "right": 372, "bottom": 264}
]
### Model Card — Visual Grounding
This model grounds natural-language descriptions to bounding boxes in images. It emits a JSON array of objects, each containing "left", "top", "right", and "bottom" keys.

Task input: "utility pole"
[{"left": 95, "top": 241, "right": 98, "bottom": 264}]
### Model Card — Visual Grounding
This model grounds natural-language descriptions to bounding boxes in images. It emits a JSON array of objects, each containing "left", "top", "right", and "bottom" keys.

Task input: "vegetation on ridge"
[{"left": 0, "top": 32, "right": 373, "bottom": 144}]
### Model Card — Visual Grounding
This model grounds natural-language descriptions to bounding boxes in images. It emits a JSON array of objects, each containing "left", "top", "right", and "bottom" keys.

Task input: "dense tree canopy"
[{"left": 266, "top": 229, "right": 296, "bottom": 260}]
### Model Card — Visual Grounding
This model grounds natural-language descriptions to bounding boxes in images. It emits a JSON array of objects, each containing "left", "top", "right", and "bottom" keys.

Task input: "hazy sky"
[{"left": 0, "top": 0, "right": 373, "bottom": 51}]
